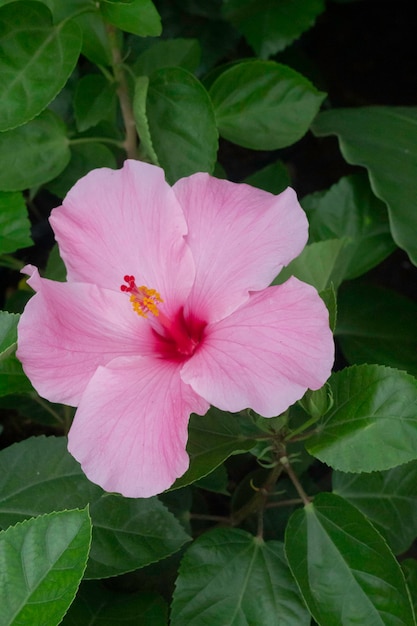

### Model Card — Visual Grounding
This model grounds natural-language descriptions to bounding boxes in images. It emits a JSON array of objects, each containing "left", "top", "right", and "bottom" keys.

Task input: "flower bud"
[{"left": 298, "top": 383, "right": 333, "bottom": 419}]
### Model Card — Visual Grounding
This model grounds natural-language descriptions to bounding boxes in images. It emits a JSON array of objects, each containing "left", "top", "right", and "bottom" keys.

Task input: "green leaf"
[
  {"left": 4, "top": 1, "right": 110, "bottom": 65},
  {"left": 0, "top": 357, "right": 32, "bottom": 396},
  {"left": 29, "top": 0, "right": 99, "bottom": 23},
  {"left": 0, "top": 312, "right": 29, "bottom": 399},
  {"left": 171, "top": 408, "right": 256, "bottom": 490},
  {"left": 333, "top": 462, "right": 417, "bottom": 555},
  {"left": 0, "top": 392, "right": 69, "bottom": 427},
  {"left": 138, "top": 66, "right": 218, "bottom": 183},
  {"left": 244, "top": 160, "right": 290, "bottom": 195},
  {"left": 0, "top": 109, "right": 70, "bottom": 191},
  {"left": 159, "top": 487, "right": 192, "bottom": 536},
  {"left": 0, "top": 311, "right": 32, "bottom": 398},
  {"left": 223, "top": 0, "right": 325, "bottom": 58},
  {"left": 2, "top": 290, "right": 32, "bottom": 315},
  {"left": 306, "top": 365, "right": 417, "bottom": 472},
  {"left": 0, "top": 437, "right": 102, "bottom": 529},
  {"left": 133, "top": 76, "right": 160, "bottom": 164},
  {"left": 403, "top": 559, "right": 417, "bottom": 618},
  {"left": 0, "top": 192, "right": 32, "bottom": 254},
  {"left": 0, "top": 436, "right": 190, "bottom": 579},
  {"left": 100, "top": 0, "right": 161, "bottom": 36},
  {"left": 86, "top": 494, "right": 190, "bottom": 579},
  {"left": 75, "top": 10, "right": 112, "bottom": 66},
  {"left": 312, "top": 107, "right": 417, "bottom": 265},
  {"left": 285, "top": 492, "right": 416, "bottom": 626},
  {"left": 74, "top": 74, "right": 117, "bottom": 132},
  {"left": 209, "top": 60, "right": 326, "bottom": 150},
  {"left": 44, "top": 244, "right": 67, "bottom": 282},
  {"left": 172, "top": 528, "right": 310, "bottom": 626},
  {"left": 194, "top": 19, "right": 240, "bottom": 74},
  {"left": 62, "top": 582, "right": 168, "bottom": 626},
  {"left": 0, "top": 1, "right": 82, "bottom": 131},
  {"left": 46, "top": 142, "right": 117, "bottom": 198},
  {"left": 134, "top": 38, "right": 201, "bottom": 76},
  {"left": 302, "top": 173, "right": 396, "bottom": 279},
  {"left": 274, "top": 238, "right": 347, "bottom": 291},
  {"left": 194, "top": 463, "right": 229, "bottom": 494},
  {"left": 319, "top": 283, "right": 337, "bottom": 332},
  {"left": 0, "top": 508, "right": 91, "bottom": 626},
  {"left": 336, "top": 283, "right": 417, "bottom": 377},
  {"left": 298, "top": 384, "right": 334, "bottom": 421},
  {"left": 0, "top": 311, "right": 19, "bottom": 361}
]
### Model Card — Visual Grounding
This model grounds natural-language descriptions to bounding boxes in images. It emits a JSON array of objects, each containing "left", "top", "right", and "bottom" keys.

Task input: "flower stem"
[
  {"left": 265, "top": 497, "right": 305, "bottom": 509},
  {"left": 284, "top": 413, "right": 321, "bottom": 441},
  {"left": 279, "top": 455, "right": 311, "bottom": 506},
  {"left": 230, "top": 462, "right": 284, "bottom": 532},
  {"left": 107, "top": 25, "right": 138, "bottom": 159}
]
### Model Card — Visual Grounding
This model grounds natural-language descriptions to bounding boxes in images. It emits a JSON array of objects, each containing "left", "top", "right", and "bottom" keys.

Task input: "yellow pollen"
[{"left": 129, "top": 286, "right": 163, "bottom": 318}]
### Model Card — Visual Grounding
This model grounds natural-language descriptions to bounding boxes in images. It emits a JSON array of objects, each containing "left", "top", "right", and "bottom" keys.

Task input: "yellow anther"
[{"left": 128, "top": 285, "right": 163, "bottom": 318}]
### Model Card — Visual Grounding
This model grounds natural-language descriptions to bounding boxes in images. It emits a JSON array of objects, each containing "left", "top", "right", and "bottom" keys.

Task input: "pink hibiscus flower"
[{"left": 17, "top": 160, "right": 334, "bottom": 498}]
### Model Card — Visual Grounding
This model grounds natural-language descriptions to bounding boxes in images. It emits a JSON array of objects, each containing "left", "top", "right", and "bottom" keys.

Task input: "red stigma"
[{"left": 120, "top": 275, "right": 136, "bottom": 293}]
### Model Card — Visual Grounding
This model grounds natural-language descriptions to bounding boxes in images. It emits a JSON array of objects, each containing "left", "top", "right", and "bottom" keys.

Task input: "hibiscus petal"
[
  {"left": 50, "top": 160, "right": 194, "bottom": 316},
  {"left": 67, "top": 356, "right": 209, "bottom": 498},
  {"left": 17, "top": 266, "right": 155, "bottom": 406},
  {"left": 173, "top": 173, "right": 308, "bottom": 322},
  {"left": 181, "top": 277, "right": 334, "bottom": 417}
]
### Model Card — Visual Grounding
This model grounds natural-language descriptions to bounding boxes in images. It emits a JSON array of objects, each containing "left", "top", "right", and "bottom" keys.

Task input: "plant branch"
[
  {"left": 107, "top": 25, "right": 138, "bottom": 159},
  {"left": 284, "top": 413, "right": 321, "bottom": 442},
  {"left": 279, "top": 455, "right": 311, "bottom": 506},
  {"left": 265, "top": 497, "right": 305, "bottom": 509},
  {"left": 230, "top": 462, "right": 284, "bottom": 531}
]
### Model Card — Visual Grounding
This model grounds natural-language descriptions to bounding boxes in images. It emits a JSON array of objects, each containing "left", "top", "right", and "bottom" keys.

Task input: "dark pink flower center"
[{"left": 120, "top": 275, "right": 206, "bottom": 360}]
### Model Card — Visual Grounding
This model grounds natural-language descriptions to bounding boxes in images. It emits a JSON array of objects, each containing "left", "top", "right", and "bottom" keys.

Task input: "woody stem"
[{"left": 107, "top": 25, "right": 138, "bottom": 159}]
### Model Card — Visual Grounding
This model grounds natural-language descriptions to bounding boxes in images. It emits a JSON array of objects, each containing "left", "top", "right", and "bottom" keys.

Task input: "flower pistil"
[
  {"left": 121, "top": 274, "right": 204, "bottom": 358},
  {"left": 120, "top": 275, "right": 162, "bottom": 318}
]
